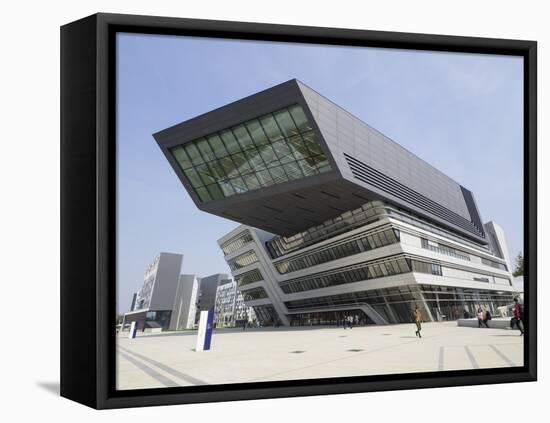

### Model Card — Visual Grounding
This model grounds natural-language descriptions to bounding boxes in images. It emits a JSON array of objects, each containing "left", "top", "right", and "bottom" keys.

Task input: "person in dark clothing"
[
  {"left": 512, "top": 297, "right": 524, "bottom": 335},
  {"left": 483, "top": 310, "right": 492, "bottom": 328},
  {"left": 413, "top": 307, "right": 422, "bottom": 338}
]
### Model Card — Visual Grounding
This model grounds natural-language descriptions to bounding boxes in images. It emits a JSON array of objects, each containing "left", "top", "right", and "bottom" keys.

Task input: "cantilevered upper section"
[{"left": 154, "top": 79, "right": 487, "bottom": 244}]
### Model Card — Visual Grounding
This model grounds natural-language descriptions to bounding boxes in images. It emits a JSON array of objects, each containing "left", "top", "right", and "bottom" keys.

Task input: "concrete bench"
[
  {"left": 144, "top": 327, "right": 163, "bottom": 333},
  {"left": 457, "top": 318, "right": 515, "bottom": 329}
]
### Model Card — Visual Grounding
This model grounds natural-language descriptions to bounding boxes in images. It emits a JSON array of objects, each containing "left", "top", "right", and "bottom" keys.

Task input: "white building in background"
[
  {"left": 170, "top": 274, "right": 199, "bottom": 330},
  {"left": 123, "top": 252, "right": 185, "bottom": 330},
  {"left": 122, "top": 254, "right": 257, "bottom": 330},
  {"left": 214, "top": 279, "right": 255, "bottom": 327},
  {"left": 123, "top": 253, "right": 201, "bottom": 331}
]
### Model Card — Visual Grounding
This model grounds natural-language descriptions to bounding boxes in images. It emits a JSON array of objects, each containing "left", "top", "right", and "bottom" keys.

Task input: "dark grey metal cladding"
[
  {"left": 213, "top": 178, "right": 379, "bottom": 235},
  {"left": 155, "top": 79, "right": 487, "bottom": 243},
  {"left": 460, "top": 186, "right": 486, "bottom": 237},
  {"left": 344, "top": 154, "right": 485, "bottom": 239},
  {"left": 296, "top": 81, "right": 488, "bottom": 244}
]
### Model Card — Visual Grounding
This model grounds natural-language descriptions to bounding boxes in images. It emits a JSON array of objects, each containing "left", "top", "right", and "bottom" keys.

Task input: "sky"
[{"left": 116, "top": 33, "right": 523, "bottom": 313}]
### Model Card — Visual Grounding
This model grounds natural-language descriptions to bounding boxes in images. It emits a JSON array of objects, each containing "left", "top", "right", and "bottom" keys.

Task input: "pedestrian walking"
[
  {"left": 512, "top": 297, "right": 524, "bottom": 335},
  {"left": 413, "top": 306, "right": 422, "bottom": 338},
  {"left": 348, "top": 315, "right": 353, "bottom": 329},
  {"left": 483, "top": 310, "right": 492, "bottom": 328},
  {"left": 343, "top": 315, "right": 347, "bottom": 330}
]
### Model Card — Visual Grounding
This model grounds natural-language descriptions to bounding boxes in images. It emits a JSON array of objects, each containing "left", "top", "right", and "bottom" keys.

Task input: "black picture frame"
[{"left": 60, "top": 12, "right": 537, "bottom": 409}]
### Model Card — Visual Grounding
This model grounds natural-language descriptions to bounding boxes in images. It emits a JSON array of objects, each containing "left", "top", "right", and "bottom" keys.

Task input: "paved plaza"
[{"left": 116, "top": 322, "right": 524, "bottom": 390}]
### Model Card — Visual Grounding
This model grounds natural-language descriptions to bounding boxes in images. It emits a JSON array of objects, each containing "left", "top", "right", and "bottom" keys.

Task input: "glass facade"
[
  {"left": 420, "top": 238, "right": 470, "bottom": 261},
  {"left": 481, "top": 257, "right": 508, "bottom": 271},
  {"left": 284, "top": 284, "right": 515, "bottom": 324},
  {"left": 242, "top": 287, "right": 268, "bottom": 301},
  {"left": 267, "top": 201, "right": 387, "bottom": 258},
  {"left": 290, "top": 310, "right": 374, "bottom": 326},
  {"left": 420, "top": 238, "right": 507, "bottom": 271},
  {"left": 235, "top": 269, "right": 264, "bottom": 287},
  {"left": 274, "top": 227, "right": 399, "bottom": 274},
  {"left": 221, "top": 231, "right": 254, "bottom": 255},
  {"left": 251, "top": 304, "right": 279, "bottom": 326},
  {"left": 144, "top": 310, "right": 172, "bottom": 329},
  {"left": 279, "top": 256, "right": 443, "bottom": 294},
  {"left": 410, "top": 260, "right": 443, "bottom": 276},
  {"left": 214, "top": 281, "right": 253, "bottom": 327},
  {"left": 169, "top": 104, "right": 331, "bottom": 203},
  {"left": 420, "top": 285, "right": 514, "bottom": 321},
  {"left": 227, "top": 250, "right": 259, "bottom": 271}
]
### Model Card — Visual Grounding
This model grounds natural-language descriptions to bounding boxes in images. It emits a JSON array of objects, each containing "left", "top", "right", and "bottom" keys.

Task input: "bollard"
[
  {"left": 128, "top": 321, "right": 138, "bottom": 339},
  {"left": 195, "top": 310, "right": 214, "bottom": 351}
]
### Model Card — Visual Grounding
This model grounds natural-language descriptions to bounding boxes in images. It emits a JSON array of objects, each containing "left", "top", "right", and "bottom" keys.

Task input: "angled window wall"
[
  {"left": 169, "top": 104, "right": 331, "bottom": 203},
  {"left": 220, "top": 231, "right": 254, "bottom": 256},
  {"left": 279, "top": 256, "right": 443, "bottom": 294},
  {"left": 242, "top": 287, "right": 268, "bottom": 301},
  {"left": 227, "top": 250, "right": 259, "bottom": 271},
  {"left": 274, "top": 227, "right": 400, "bottom": 274},
  {"left": 235, "top": 269, "right": 264, "bottom": 288}
]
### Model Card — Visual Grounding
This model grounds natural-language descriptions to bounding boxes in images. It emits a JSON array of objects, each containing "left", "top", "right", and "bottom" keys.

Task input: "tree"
[{"left": 513, "top": 252, "right": 524, "bottom": 277}]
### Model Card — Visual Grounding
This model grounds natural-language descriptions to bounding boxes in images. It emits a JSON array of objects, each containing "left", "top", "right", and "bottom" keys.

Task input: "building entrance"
[{"left": 289, "top": 309, "right": 374, "bottom": 326}]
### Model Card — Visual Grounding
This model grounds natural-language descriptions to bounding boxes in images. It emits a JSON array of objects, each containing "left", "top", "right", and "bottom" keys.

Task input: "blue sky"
[{"left": 116, "top": 33, "right": 523, "bottom": 313}]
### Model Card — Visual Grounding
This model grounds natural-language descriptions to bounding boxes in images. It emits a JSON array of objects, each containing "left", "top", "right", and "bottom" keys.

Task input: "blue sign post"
[
  {"left": 196, "top": 310, "right": 214, "bottom": 351},
  {"left": 128, "top": 321, "right": 138, "bottom": 339}
]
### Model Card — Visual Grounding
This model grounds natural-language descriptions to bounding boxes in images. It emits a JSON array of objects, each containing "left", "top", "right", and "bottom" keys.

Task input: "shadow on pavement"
[{"left": 36, "top": 381, "right": 59, "bottom": 396}]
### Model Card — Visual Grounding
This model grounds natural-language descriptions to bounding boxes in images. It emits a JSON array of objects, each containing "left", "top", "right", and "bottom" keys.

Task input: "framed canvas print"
[{"left": 60, "top": 13, "right": 537, "bottom": 409}]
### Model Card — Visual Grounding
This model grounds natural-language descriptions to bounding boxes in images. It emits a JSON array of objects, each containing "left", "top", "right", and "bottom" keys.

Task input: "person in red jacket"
[{"left": 513, "top": 297, "right": 524, "bottom": 336}]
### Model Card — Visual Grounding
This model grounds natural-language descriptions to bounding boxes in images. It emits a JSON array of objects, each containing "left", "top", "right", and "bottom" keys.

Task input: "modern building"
[
  {"left": 170, "top": 274, "right": 200, "bottom": 330},
  {"left": 123, "top": 252, "right": 199, "bottom": 330},
  {"left": 196, "top": 273, "right": 227, "bottom": 312},
  {"left": 180, "top": 273, "right": 236, "bottom": 328},
  {"left": 154, "top": 79, "right": 518, "bottom": 326},
  {"left": 129, "top": 292, "right": 137, "bottom": 312},
  {"left": 214, "top": 278, "right": 255, "bottom": 327}
]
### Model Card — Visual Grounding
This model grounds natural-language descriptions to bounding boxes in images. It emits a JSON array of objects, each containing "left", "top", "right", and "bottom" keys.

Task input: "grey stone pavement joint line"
[
  {"left": 463, "top": 346, "right": 479, "bottom": 369},
  {"left": 251, "top": 332, "right": 445, "bottom": 381},
  {"left": 438, "top": 346, "right": 445, "bottom": 371},
  {"left": 489, "top": 344, "right": 517, "bottom": 367},
  {"left": 118, "top": 345, "right": 207, "bottom": 385},
  {"left": 118, "top": 351, "right": 179, "bottom": 388}
]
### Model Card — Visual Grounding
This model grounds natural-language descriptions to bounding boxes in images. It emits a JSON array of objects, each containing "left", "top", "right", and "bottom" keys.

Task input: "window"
[
  {"left": 473, "top": 277, "right": 490, "bottom": 283},
  {"left": 170, "top": 104, "right": 331, "bottom": 203},
  {"left": 235, "top": 269, "right": 264, "bottom": 287},
  {"left": 410, "top": 259, "right": 442, "bottom": 276},
  {"left": 221, "top": 231, "right": 254, "bottom": 255},
  {"left": 274, "top": 228, "right": 399, "bottom": 274},
  {"left": 420, "top": 237, "right": 470, "bottom": 261},
  {"left": 481, "top": 257, "right": 508, "bottom": 270},
  {"left": 227, "top": 250, "right": 259, "bottom": 271},
  {"left": 242, "top": 287, "right": 268, "bottom": 301},
  {"left": 278, "top": 255, "right": 414, "bottom": 294}
]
